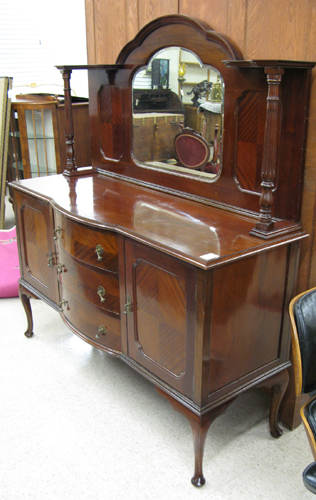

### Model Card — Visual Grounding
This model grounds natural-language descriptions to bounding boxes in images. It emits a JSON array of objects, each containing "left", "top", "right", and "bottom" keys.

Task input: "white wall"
[{"left": 0, "top": 0, "right": 88, "bottom": 98}]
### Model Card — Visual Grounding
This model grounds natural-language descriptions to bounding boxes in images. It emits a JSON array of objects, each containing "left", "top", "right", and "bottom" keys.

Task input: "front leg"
[
  {"left": 19, "top": 284, "right": 34, "bottom": 338},
  {"left": 257, "top": 369, "right": 289, "bottom": 438},
  {"left": 189, "top": 406, "right": 233, "bottom": 487},
  {"left": 156, "top": 387, "right": 235, "bottom": 486}
]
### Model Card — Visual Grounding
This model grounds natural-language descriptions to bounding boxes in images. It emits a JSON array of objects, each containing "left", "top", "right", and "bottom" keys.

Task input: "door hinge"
[
  {"left": 124, "top": 295, "right": 132, "bottom": 316},
  {"left": 47, "top": 251, "right": 54, "bottom": 268}
]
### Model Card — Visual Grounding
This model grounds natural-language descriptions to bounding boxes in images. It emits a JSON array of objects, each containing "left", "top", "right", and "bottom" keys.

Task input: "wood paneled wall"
[{"left": 85, "top": 0, "right": 316, "bottom": 293}]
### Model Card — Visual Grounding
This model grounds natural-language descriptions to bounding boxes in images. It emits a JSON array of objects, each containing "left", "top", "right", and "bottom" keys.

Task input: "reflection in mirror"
[{"left": 132, "top": 48, "right": 224, "bottom": 182}]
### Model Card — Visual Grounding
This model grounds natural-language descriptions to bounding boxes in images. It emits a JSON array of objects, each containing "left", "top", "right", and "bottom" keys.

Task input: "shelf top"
[
  {"left": 56, "top": 64, "right": 133, "bottom": 71},
  {"left": 10, "top": 172, "right": 306, "bottom": 270},
  {"left": 56, "top": 61, "right": 316, "bottom": 72},
  {"left": 224, "top": 59, "right": 315, "bottom": 68}
]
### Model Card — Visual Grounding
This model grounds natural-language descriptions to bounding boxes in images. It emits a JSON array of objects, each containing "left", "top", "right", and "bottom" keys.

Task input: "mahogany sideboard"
[{"left": 10, "top": 15, "right": 315, "bottom": 486}]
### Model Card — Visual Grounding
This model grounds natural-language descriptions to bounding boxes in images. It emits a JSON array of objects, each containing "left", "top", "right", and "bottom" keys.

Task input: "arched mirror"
[{"left": 132, "top": 47, "right": 224, "bottom": 181}]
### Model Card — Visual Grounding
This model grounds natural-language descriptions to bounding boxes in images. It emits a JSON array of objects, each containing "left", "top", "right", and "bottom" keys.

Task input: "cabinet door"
[
  {"left": 124, "top": 239, "right": 196, "bottom": 399},
  {"left": 14, "top": 190, "right": 59, "bottom": 305},
  {"left": 11, "top": 102, "right": 61, "bottom": 179}
]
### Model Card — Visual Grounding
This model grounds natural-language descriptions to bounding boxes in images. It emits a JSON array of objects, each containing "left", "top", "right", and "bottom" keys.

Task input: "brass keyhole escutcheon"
[
  {"left": 97, "top": 286, "right": 106, "bottom": 302},
  {"left": 95, "top": 244, "right": 104, "bottom": 261},
  {"left": 96, "top": 325, "right": 107, "bottom": 339},
  {"left": 154, "top": 123, "right": 159, "bottom": 139}
]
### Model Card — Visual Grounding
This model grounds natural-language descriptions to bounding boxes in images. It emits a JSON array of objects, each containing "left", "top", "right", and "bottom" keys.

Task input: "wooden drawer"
[
  {"left": 58, "top": 250, "right": 120, "bottom": 316},
  {"left": 61, "top": 286, "right": 121, "bottom": 353},
  {"left": 54, "top": 211, "right": 119, "bottom": 274}
]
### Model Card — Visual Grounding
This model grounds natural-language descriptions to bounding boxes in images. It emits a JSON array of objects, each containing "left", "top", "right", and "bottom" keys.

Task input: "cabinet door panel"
[
  {"left": 125, "top": 240, "right": 196, "bottom": 398},
  {"left": 14, "top": 191, "right": 59, "bottom": 304}
]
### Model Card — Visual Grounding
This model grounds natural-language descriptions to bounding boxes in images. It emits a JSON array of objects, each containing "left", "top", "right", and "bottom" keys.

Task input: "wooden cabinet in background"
[{"left": 8, "top": 94, "right": 91, "bottom": 181}]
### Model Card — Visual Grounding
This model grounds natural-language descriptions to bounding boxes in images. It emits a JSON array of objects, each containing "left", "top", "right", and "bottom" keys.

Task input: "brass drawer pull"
[
  {"left": 59, "top": 300, "right": 69, "bottom": 310},
  {"left": 97, "top": 286, "right": 106, "bottom": 302},
  {"left": 56, "top": 264, "right": 65, "bottom": 274},
  {"left": 95, "top": 244, "right": 104, "bottom": 261},
  {"left": 96, "top": 325, "right": 107, "bottom": 339}
]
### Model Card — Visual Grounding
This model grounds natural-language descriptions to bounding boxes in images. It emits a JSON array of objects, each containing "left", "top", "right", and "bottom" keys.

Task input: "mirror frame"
[{"left": 79, "top": 14, "right": 314, "bottom": 230}]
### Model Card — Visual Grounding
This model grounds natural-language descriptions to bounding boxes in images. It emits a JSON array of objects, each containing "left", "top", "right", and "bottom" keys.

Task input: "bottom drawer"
[{"left": 61, "top": 286, "right": 121, "bottom": 353}]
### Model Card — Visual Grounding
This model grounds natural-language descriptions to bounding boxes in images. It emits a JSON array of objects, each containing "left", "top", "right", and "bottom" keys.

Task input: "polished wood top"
[
  {"left": 224, "top": 60, "right": 315, "bottom": 68},
  {"left": 11, "top": 172, "right": 307, "bottom": 269}
]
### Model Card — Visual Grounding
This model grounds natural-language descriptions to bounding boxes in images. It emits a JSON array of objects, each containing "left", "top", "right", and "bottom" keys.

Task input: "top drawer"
[{"left": 54, "top": 211, "right": 119, "bottom": 274}]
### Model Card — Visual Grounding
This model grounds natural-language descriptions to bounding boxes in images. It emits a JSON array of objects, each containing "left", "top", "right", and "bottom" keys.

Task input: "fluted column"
[{"left": 255, "top": 67, "right": 284, "bottom": 234}]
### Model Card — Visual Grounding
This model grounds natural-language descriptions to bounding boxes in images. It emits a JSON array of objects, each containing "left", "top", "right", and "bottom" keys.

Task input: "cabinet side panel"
[
  {"left": 57, "top": 104, "right": 92, "bottom": 169},
  {"left": 234, "top": 90, "right": 266, "bottom": 194},
  {"left": 98, "top": 86, "right": 124, "bottom": 162},
  {"left": 208, "top": 246, "right": 288, "bottom": 395}
]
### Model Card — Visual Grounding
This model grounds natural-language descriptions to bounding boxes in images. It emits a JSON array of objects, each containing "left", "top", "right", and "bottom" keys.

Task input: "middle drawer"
[{"left": 58, "top": 249, "right": 120, "bottom": 316}]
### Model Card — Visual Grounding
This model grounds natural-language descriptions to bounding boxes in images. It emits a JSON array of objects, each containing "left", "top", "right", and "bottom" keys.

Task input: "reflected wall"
[{"left": 132, "top": 48, "right": 224, "bottom": 182}]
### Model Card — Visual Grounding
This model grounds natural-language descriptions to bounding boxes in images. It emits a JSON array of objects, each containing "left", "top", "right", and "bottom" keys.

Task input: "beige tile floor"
[{"left": 1, "top": 195, "right": 314, "bottom": 499}]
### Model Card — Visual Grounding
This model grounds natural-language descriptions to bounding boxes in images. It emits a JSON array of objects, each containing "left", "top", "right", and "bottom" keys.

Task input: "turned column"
[
  {"left": 253, "top": 67, "right": 284, "bottom": 235},
  {"left": 61, "top": 69, "right": 77, "bottom": 176}
]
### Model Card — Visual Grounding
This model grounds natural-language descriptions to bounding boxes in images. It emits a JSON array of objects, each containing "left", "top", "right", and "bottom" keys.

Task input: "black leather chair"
[{"left": 290, "top": 287, "right": 316, "bottom": 494}]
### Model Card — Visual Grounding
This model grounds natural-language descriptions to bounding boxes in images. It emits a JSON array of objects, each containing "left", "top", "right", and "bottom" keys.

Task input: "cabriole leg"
[
  {"left": 19, "top": 284, "right": 34, "bottom": 338},
  {"left": 258, "top": 369, "right": 289, "bottom": 438},
  {"left": 156, "top": 387, "right": 235, "bottom": 487}
]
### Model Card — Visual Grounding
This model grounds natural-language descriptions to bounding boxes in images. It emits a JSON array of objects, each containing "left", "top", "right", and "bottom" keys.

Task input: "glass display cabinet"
[{"left": 8, "top": 94, "right": 91, "bottom": 180}]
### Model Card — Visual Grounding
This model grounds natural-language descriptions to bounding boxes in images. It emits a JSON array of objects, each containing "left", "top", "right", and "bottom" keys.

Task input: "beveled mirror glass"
[{"left": 132, "top": 47, "right": 224, "bottom": 182}]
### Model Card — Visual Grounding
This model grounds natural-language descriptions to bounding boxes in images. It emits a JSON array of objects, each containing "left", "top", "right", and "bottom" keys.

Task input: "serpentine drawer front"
[
  {"left": 60, "top": 286, "right": 122, "bottom": 353},
  {"left": 54, "top": 211, "right": 119, "bottom": 274},
  {"left": 54, "top": 210, "right": 121, "bottom": 353},
  {"left": 58, "top": 249, "right": 120, "bottom": 315}
]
